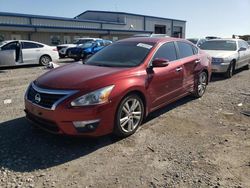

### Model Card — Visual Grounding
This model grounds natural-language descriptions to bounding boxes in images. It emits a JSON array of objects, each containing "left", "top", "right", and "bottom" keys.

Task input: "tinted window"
[
  {"left": 199, "top": 40, "right": 237, "bottom": 51},
  {"left": 153, "top": 42, "right": 177, "bottom": 61},
  {"left": 22, "top": 42, "right": 41, "bottom": 49},
  {"left": 86, "top": 41, "right": 155, "bottom": 67},
  {"left": 187, "top": 39, "right": 198, "bottom": 45},
  {"left": 1, "top": 42, "right": 17, "bottom": 50},
  {"left": 177, "top": 42, "right": 194, "bottom": 58}
]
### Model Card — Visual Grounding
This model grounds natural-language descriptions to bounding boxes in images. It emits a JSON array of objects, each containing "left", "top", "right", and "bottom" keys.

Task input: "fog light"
[{"left": 73, "top": 120, "right": 100, "bottom": 133}]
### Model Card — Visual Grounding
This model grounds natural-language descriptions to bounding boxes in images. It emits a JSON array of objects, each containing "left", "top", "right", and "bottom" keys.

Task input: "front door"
[
  {"left": 147, "top": 42, "right": 183, "bottom": 110},
  {"left": 0, "top": 41, "right": 22, "bottom": 66}
]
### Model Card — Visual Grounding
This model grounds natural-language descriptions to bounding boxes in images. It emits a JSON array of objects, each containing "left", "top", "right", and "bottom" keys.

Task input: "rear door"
[
  {"left": 21, "top": 42, "right": 41, "bottom": 64},
  {"left": 0, "top": 41, "right": 18, "bottom": 66},
  {"left": 148, "top": 42, "right": 184, "bottom": 109},
  {"left": 176, "top": 41, "right": 199, "bottom": 92}
]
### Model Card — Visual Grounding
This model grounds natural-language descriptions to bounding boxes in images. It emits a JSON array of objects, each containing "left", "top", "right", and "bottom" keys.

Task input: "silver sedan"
[
  {"left": 199, "top": 39, "right": 250, "bottom": 78},
  {"left": 0, "top": 40, "right": 59, "bottom": 67}
]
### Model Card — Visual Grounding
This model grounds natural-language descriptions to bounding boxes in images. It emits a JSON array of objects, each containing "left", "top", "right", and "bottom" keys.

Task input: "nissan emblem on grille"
[{"left": 34, "top": 93, "right": 41, "bottom": 103}]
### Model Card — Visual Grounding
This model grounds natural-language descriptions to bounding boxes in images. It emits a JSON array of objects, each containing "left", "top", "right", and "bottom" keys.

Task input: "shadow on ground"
[
  {"left": 0, "top": 95, "right": 195, "bottom": 173},
  {"left": 210, "top": 67, "right": 248, "bottom": 82},
  {"left": 0, "top": 117, "right": 118, "bottom": 173},
  {"left": 0, "top": 64, "right": 40, "bottom": 70}
]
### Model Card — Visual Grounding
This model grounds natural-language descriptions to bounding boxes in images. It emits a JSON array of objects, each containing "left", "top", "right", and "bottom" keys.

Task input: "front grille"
[
  {"left": 26, "top": 111, "right": 59, "bottom": 133},
  {"left": 27, "top": 85, "right": 66, "bottom": 109}
]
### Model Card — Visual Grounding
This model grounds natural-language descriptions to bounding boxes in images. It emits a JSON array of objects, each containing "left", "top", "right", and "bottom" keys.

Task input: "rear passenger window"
[
  {"left": 177, "top": 42, "right": 194, "bottom": 58},
  {"left": 22, "top": 42, "right": 41, "bottom": 49},
  {"left": 153, "top": 42, "right": 177, "bottom": 61}
]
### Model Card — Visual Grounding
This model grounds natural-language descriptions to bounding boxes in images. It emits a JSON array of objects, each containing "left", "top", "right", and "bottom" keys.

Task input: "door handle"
[
  {"left": 195, "top": 59, "right": 201, "bottom": 64},
  {"left": 176, "top": 67, "right": 183, "bottom": 72}
]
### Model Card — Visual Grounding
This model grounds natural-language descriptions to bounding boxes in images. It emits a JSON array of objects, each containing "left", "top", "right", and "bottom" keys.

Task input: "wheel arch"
[
  {"left": 116, "top": 89, "right": 148, "bottom": 120},
  {"left": 39, "top": 54, "right": 52, "bottom": 65}
]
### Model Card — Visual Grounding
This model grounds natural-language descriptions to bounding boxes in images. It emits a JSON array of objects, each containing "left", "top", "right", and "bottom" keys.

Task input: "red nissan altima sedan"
[{"left": 24, "top": 37, "right": 211, "bottom": 137}]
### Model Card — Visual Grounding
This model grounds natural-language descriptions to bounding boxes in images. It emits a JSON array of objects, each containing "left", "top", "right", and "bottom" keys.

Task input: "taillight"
[{"left": 53, "top": 48, "right": 57, "bottom": 51}]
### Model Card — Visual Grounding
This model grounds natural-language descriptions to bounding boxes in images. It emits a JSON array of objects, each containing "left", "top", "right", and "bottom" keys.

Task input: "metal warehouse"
[{"left": 0, "top": 10, "right": 186, "bottom": 45}]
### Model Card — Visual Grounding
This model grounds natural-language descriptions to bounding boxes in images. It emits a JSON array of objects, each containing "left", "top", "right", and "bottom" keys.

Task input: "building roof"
[
  {"left": 75, "top": 10, "right": 186, "bottom": 23},
  {"left": 0, "top": 11, "right": 125, "bottom": 25}
]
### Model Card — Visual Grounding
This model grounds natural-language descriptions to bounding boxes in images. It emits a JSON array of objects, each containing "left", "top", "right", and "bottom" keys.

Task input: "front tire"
[
  {"left": 224, "top": 62, "right": 234, "bottom": 78},
  {"left": 193, "top": 71, "right": 208, "bottom": 98},
  {"left": 114, "top": 94, "right": 144, "bottom": 138},
  {"left": 59, "top": 54, "right": 65, "bottom": 58},
  {"left": 245, "top": 63, "right": 249, "bottom": 70},
  {"left": 39, "top": 55, "right": 52, "bottom": 66}
]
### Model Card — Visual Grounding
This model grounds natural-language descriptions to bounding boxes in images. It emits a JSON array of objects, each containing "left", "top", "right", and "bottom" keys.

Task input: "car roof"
[
  {"left": 118, "top": 37, "right": 186, "bottom": 44},
  {"left": 207, "top": 38, "right": 240, "bottom": 42}
]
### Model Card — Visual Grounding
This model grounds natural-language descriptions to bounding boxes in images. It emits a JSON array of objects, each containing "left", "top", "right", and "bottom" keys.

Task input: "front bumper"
[
  {"left": 24, "top": 99, "right": 116, "bottom": 137},
  {"left": 211, "top": 63, "right": 230, "bottom": 73}
]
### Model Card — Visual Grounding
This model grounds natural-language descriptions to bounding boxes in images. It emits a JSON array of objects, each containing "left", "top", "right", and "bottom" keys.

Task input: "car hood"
[
  {"left": 35, "top": 63, "right": 131, "bottom": 90},
  {"left": 203, "top": 50, "right": 237, "bottom": 58}
]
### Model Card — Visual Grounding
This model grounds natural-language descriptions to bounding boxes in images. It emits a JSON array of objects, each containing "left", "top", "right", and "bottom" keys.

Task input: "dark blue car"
[{"left": 67, "top": 39, "right": 112, "bottom": 61}]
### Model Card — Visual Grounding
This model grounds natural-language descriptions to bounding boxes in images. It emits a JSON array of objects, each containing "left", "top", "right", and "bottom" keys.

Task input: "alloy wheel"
[
  {"left": 119, "top": 98, "right": 143, "bottom": 133},
  {"left": 40, "top": 56, "right": 51, "bottom": 66},
  {"left": 197, "top": 72, "right": 207, "bottom": 96}
]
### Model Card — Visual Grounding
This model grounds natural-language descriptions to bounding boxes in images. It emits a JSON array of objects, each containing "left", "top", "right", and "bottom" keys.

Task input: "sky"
[{"left": 0, "top": 0, "right": 249, "bottom": 38}]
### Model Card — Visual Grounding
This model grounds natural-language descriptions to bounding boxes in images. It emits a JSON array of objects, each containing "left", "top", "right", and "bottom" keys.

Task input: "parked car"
[
  {"left": 67, "top": 39, "right": 112, "bottom": 61},
  {"left": 187, "top": 38, "right": 207, "bottom": 47},
  {"left": 0, "top": 40, "right": 59, "bottom": 67},
  {"left": 199, "top": 39, "right": 250, "bottom": 78},
  {"left": 24, "top": 37, "right": 211, "bottom": 137},
  {"left": 57, "top": 38, "right": 101, "bottom": 58},
  {"left": 247, "top": 40, "right": 250, "bottom": 45}
]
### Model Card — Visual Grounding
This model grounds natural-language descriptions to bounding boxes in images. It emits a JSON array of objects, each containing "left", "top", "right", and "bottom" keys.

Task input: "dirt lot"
[{"left": 0, "top": 61, "right": 249, "bottom": 188}]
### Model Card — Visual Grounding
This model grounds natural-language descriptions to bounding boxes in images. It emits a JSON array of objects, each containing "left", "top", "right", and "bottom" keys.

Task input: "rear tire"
[
  {"left": 245, "top": 63, "right": 249, "bottom": 70},
  {"left": 39, "top": 55, "right": 52, "bottom": 66},
  {"left": 114, "top": 94, "right": 144, "bottom": 138},
  {"left": 224, "top": 62, "right": 234, "bottom": 78},
  {"left": 192, "top": 71, "right": 208, "bottom": 98},
  {"left": 74, "top": 58, "right": 80, "bottom": 61}
]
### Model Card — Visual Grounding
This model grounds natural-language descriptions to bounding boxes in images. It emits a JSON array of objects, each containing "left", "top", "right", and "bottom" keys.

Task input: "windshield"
[
  {"left": 0, "top": 41, "right": 7, "bottom": 47},
  {"left": 187, "top": 39, "right": 198, "bottom": 44},
  {"left": 199, "top": 40, "right": 237, "bottom": 51},
  {"left": 85, "top": 41, "right": 155, "bottom": 67},
  {"left": 73, "top": 39, "right": 93, "bottom": 45},
  {"left": 78, "top": 42, "right": 95, "bottom": 48}
]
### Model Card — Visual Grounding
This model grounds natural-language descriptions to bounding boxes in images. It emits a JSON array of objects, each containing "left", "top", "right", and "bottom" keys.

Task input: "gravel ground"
[{"left": 0, "top": 61, "right": 249, "bottom": 188}]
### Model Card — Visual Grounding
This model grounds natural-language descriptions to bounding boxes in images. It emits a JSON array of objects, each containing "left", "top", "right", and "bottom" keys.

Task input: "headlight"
[
  {"left": 71, "top": 85, "right": 114, "bottom": 106},
  {"left": 212, "top": 57, "right": 224, "bottom": 63}
]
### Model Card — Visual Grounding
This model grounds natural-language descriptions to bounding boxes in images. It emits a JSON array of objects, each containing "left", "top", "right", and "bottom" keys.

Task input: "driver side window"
[
  {"left": 2, "top": 42, "right": 18, "bottom": 51},
  {"left": 153, "top": 42, "right": 177, "bottom": 62}
]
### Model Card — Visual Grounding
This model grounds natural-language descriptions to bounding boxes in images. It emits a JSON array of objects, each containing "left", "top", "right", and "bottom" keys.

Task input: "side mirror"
[
  {"left": 152, "top": 58, "right": 169, "bottom": 67},
  {"left": 238, "top": 47, "right": 246, "bottom": 52}
]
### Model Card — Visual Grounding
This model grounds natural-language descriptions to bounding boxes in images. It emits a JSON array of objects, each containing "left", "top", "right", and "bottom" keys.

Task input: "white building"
[{"left": 0, "top": 10, "right": 186, "bottom": 45}]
